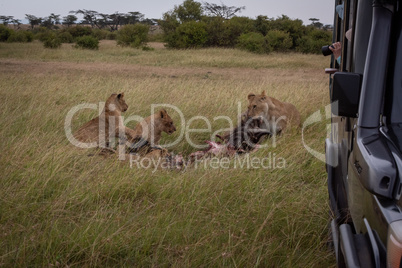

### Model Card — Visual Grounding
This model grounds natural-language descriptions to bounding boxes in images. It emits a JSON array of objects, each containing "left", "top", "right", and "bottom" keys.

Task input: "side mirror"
[{"left": 331, "top": 72, "right": 363, "bottom": 118}]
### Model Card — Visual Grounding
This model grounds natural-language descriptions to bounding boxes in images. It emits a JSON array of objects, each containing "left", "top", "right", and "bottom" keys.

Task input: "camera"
[{"left": 322, "top": 45, "right": 334, "bottom": 56}]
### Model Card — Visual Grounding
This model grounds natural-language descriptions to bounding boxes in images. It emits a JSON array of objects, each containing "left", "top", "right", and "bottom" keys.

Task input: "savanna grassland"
[{"left": 0, "top": 40, "right": 335, "bottom": 267}]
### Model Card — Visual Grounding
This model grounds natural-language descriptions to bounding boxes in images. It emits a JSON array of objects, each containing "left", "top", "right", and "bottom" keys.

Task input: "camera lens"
[{"left": 322, "top": 45, "right": 334, "bottom": 56}]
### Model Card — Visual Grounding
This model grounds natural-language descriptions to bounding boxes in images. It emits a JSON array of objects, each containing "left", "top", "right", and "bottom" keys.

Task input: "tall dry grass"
[{"left": 0, "top": 40, "right": 334, "bottom": 267}]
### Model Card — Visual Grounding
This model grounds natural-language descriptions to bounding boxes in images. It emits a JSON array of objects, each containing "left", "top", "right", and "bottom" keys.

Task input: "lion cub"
[
  {"left": 74, "top": 92, "right": 136, "bottom": 147},
  {"left": 130, "top": 109, "right": 176, "bottom": 146},
  {"left": 246, "top": 90, "right": 300, "bottom": 134}
]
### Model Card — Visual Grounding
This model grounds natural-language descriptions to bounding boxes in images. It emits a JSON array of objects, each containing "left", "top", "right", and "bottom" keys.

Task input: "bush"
[
  {"left": 236, "top": 32, "right": 267, "bottom": 54},
  {"left": 34, "top": 27, "right": 53, "bottom": 42},
  {"left": 24, "top": 31, "right": 34, "bottom": 42},
  {"left": 92, "top": 29, "right": 110, "bottom": 40},
  {"left": 296, "top": 29, "right": 331, "bottom": 54},
  {"left": 43, "top": 33, "right": 62, "bottom": 49},
  {"left": 203, "top": 16, "right": 226, "bottom": 47},
  {"left": 265, "top": 30, "right": 293, "bottom": 52},
  {"left": 66, "top": 26, "right": 93, "bottom": 38},
  {"left": 6, "top": 31, "right": 34, "bottom": 43},
  {"left": 222, "top": 17, "right": 256, "bottom": 47},
  {"left": 166, "top": 21, "right": 208, "bottom": 48},
  {"left": 74, "top": 35, "right": 99, "bottom": 50},
  {"left": 7, "top": 31, "right": 27, "bottom": 42},
  {"left": 0, "top": 25, "right": 13, "bottom": 42},
  {"left": 117, "top": 24, "right": 149, "bottom": 48},
  {"left": 58, "top": 31, "right": 74, "bottom": 43},
  {"left": 106, "top": 31, "right": 117, "bottom": 40}
]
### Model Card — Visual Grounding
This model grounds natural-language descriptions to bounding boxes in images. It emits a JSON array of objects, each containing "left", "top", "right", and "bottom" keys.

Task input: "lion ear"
[
  {"left": 160, "top": 109, "right": 167, "bottom": 118},
  {"left": 248, "top": 93, "right": 256, "bottom": 100},
  {"left": 117, "top": 92, "right": 124, "bottom": 99},
  {"left": 261, "top": 90, "right": 266, "bottom": 96}
]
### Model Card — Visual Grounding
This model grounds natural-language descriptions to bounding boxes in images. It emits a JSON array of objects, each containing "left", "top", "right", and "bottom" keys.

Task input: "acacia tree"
[
  {"left": 0, "top": 16, "right": 13, "bottom": 25},
  {"left": 11, "top": 18, "right": 22, "bottom": 29},
  {"left": 50, "top": 13, "right": 61, "bottom": 25},
  {"left": 62, "top": 15, "right": 78, "bottom": 27},
  {"left": 309, "top": 18, "right": 323, "bottom": 29},
  {"left": 124, "top": 12, "right": 145, "bottom": 24},
  {"left": 71, "top": 10, "right": 100, "bottom": 28},
  {"left": 203, "top": 2, "right": 245, "bottom": 19},
  {"left": 25, "top": 14, "right": 42, "bottom": 29}
]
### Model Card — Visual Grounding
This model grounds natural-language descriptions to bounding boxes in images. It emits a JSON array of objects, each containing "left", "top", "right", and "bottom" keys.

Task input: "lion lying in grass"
[{"left": 246, "top": 90, "right": 300, "bottom": 134}]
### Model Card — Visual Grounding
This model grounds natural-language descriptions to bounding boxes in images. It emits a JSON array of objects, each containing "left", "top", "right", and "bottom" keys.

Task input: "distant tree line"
[
  {"left": 0, "top": 0, "right": 332, "bottom": 54},
  {"left": 20, "top": 10, "right": 157, "bottom": 30},
  {"left": 159, "top": 0, "right": 332, "bottom": 53}
]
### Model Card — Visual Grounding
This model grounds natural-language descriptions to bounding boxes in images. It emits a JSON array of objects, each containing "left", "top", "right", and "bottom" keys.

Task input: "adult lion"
[
  {"left": 74, "top": 92, "right": 136, "bottom": 148},
  {"left": 246, "top": 90, "right": 300, "bottom": 134}
]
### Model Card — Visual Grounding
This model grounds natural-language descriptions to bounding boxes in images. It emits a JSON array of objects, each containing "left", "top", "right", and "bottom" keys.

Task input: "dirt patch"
[
  {"left": 148, "top": 42, "right": 166, "bottom": 49},
  {"left": 0, "top": 58, "right": 324, "bottom": 83}
]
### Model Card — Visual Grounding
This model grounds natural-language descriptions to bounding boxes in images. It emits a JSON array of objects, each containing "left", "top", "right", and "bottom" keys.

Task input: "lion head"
[
  {"left": 247, "top": 90, "right": 273, "bottom": 119},
  {"left": 106, "top": 92, "right": 128, "bottom": 113},
  {"left": 157, "top": 109, "right": 176, "bottom": 135}
]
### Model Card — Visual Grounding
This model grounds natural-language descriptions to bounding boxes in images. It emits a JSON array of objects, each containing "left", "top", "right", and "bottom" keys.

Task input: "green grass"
[{"left": 0, "top": 40, "right": 335, "bottom": 267}]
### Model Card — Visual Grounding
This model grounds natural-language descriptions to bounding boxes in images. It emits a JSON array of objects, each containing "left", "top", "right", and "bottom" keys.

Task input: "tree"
[
  {"left": 41, "top": 17, "right": 53, "bottom": 29},
  {"left": 309, "top": 18, "right": 323, "bottom": 29},
  {"left": 11, "top": 18, "right": 21, "bottom": 29},
  {"left": 25, "top": 14, "right": 42, "bottom": 29},
  {"left": 254, "top": 15, "right": 271, "bottom": 36},
  {"left": 124, "top": 12, "right": 145, "bottom": 24},
  {"left": 0, "top": 16, "right": 13, "bottom": 26},
  {"left": 160, "top": 0, "right": 203, "bottom": 42},
  {"left": 71, "top": 10, "right": 100, "bottom": 28},
  {"left": 174, "top": 0, "right": 203, "bottom": 23},
  {"left": 63, "top": 15, "right": 78, "bottom": 27},
  {"left": 106, "top": 12, "right": 126, "bottom": 31},
  {"left": 203, "top": 2, "right": 245, "bottom": 19},
  {"left": 50, "top": 13, "right": 61, "bottom": 25}
]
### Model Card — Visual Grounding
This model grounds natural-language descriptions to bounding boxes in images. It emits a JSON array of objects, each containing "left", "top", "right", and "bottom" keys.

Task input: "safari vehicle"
[{"left": 325, "top": 0, "right": 402, "bottom": 267}]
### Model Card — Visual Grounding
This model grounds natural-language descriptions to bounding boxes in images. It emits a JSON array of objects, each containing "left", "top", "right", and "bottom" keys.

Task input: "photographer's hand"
[{"left": 329, "top": 42, "right": 342, "bottom": 59}]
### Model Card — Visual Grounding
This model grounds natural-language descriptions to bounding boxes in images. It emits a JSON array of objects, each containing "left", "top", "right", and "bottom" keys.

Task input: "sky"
[{"left": 0, "top": 0, "right": 335, "bottom": 26}]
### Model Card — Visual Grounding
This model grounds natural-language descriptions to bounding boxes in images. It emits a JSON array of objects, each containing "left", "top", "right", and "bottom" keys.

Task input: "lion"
[
  {"left": 246, "top": 90, "right": 300, "bottom": 134},
  {"left": 129, "top": 109, "right": 176, "bottom": 146},
  {"left": 74, "top": 92, "right": 137, "bottom": 148},
  {"left": 127, "top": 109, "right": 178, "bottom": 168}
]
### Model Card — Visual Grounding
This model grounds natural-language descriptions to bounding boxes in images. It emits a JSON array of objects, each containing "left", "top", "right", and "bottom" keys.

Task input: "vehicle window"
[
  {"left": 385, "top": 9, "right": 402, "bottom": 124},
  {"left": 352, "top": 0, "right": 372, "bottom": 74}
]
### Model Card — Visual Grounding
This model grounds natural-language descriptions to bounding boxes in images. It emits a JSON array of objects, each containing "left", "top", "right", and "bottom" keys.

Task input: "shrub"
[
  {"left": 66, "top": 26, "right": 93, "bottom": 38},
  {"left": 91, "top": 29, "right": 110, "bottom": 40},
  {"left": 58, "top": 31, "right": 74, "bottom": 43},
  {"left": 24, "top": 31, "right": 34, "bottom": 42},
  {"left": 34, "top": 27, "right": 53, "bottom": 42},
  {"left": 203, "top": 16, "right": 226, "bottom": 47},
  {"left": 106, "top": 31, "right": 117, "bottom": 40},
  {"left": 7, "top": 31, "right": 27, "bottom": 42},
  {"left": 43, "top": 33, "right": 62, "bottom": 49},
  {"left": 6, "top": 31, "right": 33, "bottom": 43},
  {"left": 236, "top": 32, "right": 267, "bottom": 54},
  {"left": 166, "top": 21, "right": 208, "bottom": 48},
  {"left": 0, "top": 25, "right": 13, "bottom": 42},
  {"left": 296, "top": 29, "right": 331, "bottom": 54},
  {"left": 117, "top": 24, "right": 149, "bottom": 48},
  {"left": 223, "top": 17, "right": 256, "bottom": 47},
  {"left": 265, "top": 30, "right": 293, "bottom": 52},
  {"left": 74, "top": 35, "right": 99, "bottom": 50}
]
